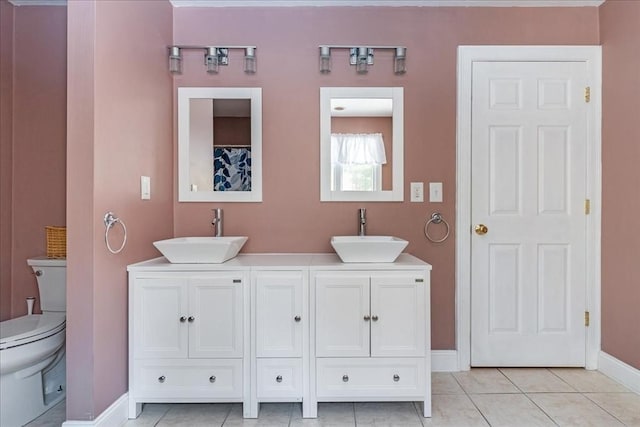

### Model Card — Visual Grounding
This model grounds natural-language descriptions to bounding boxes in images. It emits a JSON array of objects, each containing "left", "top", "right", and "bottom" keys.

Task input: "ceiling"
[{"left": 8, "top": 0, "right": 605, "bottom": 6}]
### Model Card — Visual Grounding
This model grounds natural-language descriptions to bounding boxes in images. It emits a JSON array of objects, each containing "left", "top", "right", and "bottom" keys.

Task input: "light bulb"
[
  {"left": 244, "top": 47, "right": 257, "bottom": 74},
  {"left": 356, "top": 47, "right": 369, "bottom": 74},
  {"left": 319, "top": 46, "right": 331, "bottom": 74},
  {"left": 205, "top": 47, "right": 219, "bottom": 74},
  {"left": 168, "top": 46, "right": 182, "bottom": 74},
  {"left": 394, "top": 47, "right": 407, "bottom": 75}
]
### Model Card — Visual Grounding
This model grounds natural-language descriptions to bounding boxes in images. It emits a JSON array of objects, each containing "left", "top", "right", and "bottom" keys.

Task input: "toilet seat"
[{"left": 0, "top": 313, "right": 66, "bottom": 350}]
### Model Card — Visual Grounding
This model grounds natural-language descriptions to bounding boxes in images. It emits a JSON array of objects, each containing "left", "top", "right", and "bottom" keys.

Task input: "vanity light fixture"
[
  {"left": 168, "top": 45, "right": 256, "bottom": 75},
  {"left": 319, "top": 45, "right": 407, "bottom": 75}
]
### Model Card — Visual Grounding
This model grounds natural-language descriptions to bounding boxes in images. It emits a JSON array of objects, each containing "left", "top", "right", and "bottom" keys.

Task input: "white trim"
[
  {"left": 62, "top": 393, "right": 128, "bottom": 427},
  {"left": 456, "top": 45, "right": 602, "bottom": 371},
  {"left": 8, "top": 0, "right": 66, "bottom": 5},
  {"left": 170, "top": 0, "right": 604, "bottom": 7},
  {"left": 598, "top": 352, "right": 640, "bottom": 394},
  {"left": 431, "top": 350, "right": 458, "bottom": 372}
]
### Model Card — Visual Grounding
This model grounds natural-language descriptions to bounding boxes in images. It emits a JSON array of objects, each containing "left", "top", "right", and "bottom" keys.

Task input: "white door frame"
[{"left": 456, "top": 46, "right": 602, "bottom": 370}]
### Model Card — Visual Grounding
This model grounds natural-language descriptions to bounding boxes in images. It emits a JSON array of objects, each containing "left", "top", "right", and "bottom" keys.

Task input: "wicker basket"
[{"left": 45, "top": 226, "right": 66, "bottom": 259}]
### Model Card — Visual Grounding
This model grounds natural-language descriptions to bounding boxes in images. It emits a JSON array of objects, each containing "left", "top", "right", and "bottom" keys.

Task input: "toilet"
[{"left": 0, "top": 257, "right": 66, "bottom": 427}]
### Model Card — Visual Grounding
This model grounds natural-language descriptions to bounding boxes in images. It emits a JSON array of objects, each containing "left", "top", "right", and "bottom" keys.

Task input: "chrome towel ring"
[
  {"left": 104, "top": 212, "right": 127, "bottom": 254},
  {"left": 424, "top": 212, "right": 450, "bottom": 244}
]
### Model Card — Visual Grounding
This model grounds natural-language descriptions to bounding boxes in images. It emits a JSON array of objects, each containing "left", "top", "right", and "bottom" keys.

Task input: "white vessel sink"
[
  {"left": 153, "top": 236, "right": 248, "bottom": 264},
  {"left": 330, "top": 236, "right": 409, "bottom": 263}
]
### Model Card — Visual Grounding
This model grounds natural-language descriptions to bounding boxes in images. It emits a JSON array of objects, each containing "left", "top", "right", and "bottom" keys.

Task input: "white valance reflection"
[{"left": 331, "top": 133, "right": 387, "bottom": 165}]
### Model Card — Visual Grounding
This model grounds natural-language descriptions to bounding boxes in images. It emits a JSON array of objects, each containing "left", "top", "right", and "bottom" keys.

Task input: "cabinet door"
[
  {"left": 133, "top": 278, "right": 189, "bottom": 359},
  {"left": 370, "top": 273, "right": 426, "bottom": 357},
  {"left": 188, "top": 275, "right": 244, "bottom": 358},
  {"left": 256, "top": 271, "right": 304, "bottom": 357},
  {"left": 315, "top": 274, "right": 370, "bottom": 357}
]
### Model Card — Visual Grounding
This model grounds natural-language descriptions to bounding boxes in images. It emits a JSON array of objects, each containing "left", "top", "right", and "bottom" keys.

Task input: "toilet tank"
[{"left": 27, "top": 257, "right": 66, "bottom": 312}]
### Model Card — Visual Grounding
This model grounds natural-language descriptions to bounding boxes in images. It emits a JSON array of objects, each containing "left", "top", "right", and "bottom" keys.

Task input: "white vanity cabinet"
[
  {"left": 310, "top": 259, "right": 431, "bottom": 418},
  {"left": 127, "top": 265, "right": 251, "bottom": 419},
  {"left": 250, "top": 268, "right": 310, "bottom": 417}
]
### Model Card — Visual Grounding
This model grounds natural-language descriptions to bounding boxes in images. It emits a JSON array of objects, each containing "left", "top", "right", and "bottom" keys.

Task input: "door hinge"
[
  {"left": 585, "top": 199, "right": 591, "bottom": 215},
  {"left": 585, "top": 311, "right": 590, "bottom": 327},
  {"left": 584, "top": 86, "right": 591, "bottom": 103}
]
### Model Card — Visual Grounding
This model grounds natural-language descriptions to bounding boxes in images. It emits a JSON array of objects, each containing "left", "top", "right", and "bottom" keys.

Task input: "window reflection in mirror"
[
  {"left": 320, "top": 87, "right": 403, "bottom": 202},
  {"left": 178, "top": 87, "right": 262, "bottom": 202}
]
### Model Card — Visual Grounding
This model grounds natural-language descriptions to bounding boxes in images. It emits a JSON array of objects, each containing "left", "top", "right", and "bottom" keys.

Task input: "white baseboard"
[
  {"left": 598, "top": 351, "right": 640, "bottom": 394},
  {"left": 62, "top": 393, "right": 128, "bottom": 427},
  {"left": 432, "top": 350, "right": 458, "bottom": 372}
]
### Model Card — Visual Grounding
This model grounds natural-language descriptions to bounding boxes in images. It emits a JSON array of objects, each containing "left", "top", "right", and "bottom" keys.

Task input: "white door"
[
  {"left": 370, "top": 273, "right": 425, "bottom": 357},
  {"left": 189, "top": 276, "right": 243, "bottom": 358},
  {"left": 471, "top": 61, "right": 588, "bottom": 366},
  {"left": 255, "top": 271, "right": 304, "bottom": 357},
  {"left": 315, "top": 274, "right": 370, "bottom": 358},
  {"left": 133, "top": 278, "right": 188, "bottom": 359}
]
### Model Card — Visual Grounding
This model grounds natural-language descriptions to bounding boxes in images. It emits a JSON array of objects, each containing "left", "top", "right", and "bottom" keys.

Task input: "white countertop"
[{"left": 127, "top": 253, "right": 431, "bottom": 271}]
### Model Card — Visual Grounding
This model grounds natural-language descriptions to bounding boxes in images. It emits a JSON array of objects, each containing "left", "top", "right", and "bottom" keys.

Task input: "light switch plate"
[
  {"left": 429, "top": 182, "right": 443, "bottom": 203},
  {"left": 141, "top": 176, "right": 151, "bottom": 200},
  {"left": 410, "top": 182, "right": 424, "bottom": 202}
]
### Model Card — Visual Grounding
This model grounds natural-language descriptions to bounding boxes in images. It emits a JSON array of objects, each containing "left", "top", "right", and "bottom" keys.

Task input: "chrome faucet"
[
  {"left": 212, "top": 208, "right": 223, "bottom": 237},
  {"left": 358, "top": 208, "right": 366, "bottom": 236}
]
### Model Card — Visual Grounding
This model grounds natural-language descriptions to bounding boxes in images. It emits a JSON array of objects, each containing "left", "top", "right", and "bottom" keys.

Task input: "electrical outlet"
[
  {"left": 410, "top": 182, "right": 424, "bottom": 202},
  {"left": 141, "top": 176, "right": 151, "bottom": 200},
  {"left": 429, "top": 182, "right": 443, "bottom": 203}
]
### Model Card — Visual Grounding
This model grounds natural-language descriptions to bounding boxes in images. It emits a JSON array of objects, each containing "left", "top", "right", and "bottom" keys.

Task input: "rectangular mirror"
[
  {"left": 320, "top": 87, "right": 404, "bottom": 202},
  {"left": 178, "top": 87, "right": 262, "bottom": 202}
]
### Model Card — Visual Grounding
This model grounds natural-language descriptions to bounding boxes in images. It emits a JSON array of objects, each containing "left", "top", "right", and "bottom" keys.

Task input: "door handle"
[{"left": 474, "top": 224, "right": 488, "bottom": 235}]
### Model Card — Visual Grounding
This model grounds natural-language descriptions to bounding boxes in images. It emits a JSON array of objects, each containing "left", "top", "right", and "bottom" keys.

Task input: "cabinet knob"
[
  {"left": 179, "top": 316, "right": 187, "bottom": 323},
  {"left": 276, "top": 375, "right": 283, "bottom": 383},
  {"left": 393, "top": 374, "right": 400, "bottom": 382},
  {"left": 209, "top": 375, "right": 216, "bottom": 383},
  {"left": 372, "top": 315, "right": 379, "bottom": 322},
  {"left": 363, "top": 315, "right": 371, "bottom": 321},
  {"left": 188, "top": 316, "right": 195, "bottom": 323},
  {"left": 294, "top": 315, "right": 301, "bottom": 322},
  {"left": 342, "top": 374, "right": 349, "bottom": 382},
  {"left": 158, "top": 375, "right": 166, "bottom": 383}
]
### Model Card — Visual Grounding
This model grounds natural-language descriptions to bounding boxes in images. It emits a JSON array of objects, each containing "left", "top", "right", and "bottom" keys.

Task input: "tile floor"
[{"left": 26, "top": 368, "right": 640, "bottom": 427}]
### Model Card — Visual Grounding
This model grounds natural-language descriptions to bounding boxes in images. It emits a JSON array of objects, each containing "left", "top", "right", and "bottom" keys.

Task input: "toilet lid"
[{"left": 0, "top": 312, "right": 65, "bottom": 350}]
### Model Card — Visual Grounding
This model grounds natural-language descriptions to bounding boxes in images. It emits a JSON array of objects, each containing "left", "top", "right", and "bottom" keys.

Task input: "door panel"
[
  {"left": 370, "top": 274, "right": 425, "bottom": 357},
  {"left": 255, "top": 271, "right": 303, "bottom": 357},
  {"left": 189, "top": 276, "right": 243, "bottom": 358},
  {"left": 471, "top": 61, "right": 587, "bottom": 366},
  {"left": 134, "top": 278, "right": 188, "bottom": 359},
  {"left": 315, "top": 274, "right": 370, "bottom": 358}
]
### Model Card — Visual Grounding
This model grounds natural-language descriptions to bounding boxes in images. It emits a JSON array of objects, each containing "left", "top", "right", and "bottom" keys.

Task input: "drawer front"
[
  {"left": 256, "top": 358, "right": 302, "bottom": 399},
  {"left": 316, "top": 358, "right": 425, "bottom": 399},
  {"left": 133, "top": 359, "right": 242, "bottom": 399}
]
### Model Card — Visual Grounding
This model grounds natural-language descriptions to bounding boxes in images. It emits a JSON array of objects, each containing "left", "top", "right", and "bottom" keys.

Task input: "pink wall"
[
  {"left": 66, "top": 0, "right": 174, "bottom": 420},
  {"left": 0, "top": 3, "right": 66, "bottom": 321},
  {"left": 173, "top": 6, "right": 599, "bottom": 349},
  {"left": 0, "top": 0, "right": 14, "bottom": 322},
  {"left": 599, "top": 0, "right": 640, "bottom": 370}
]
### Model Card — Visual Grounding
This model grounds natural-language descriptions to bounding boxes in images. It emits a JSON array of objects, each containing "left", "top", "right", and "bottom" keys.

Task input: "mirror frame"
[
  {"left": 178, "top": 87, "right": 262, "bottom": 202},
  {"left": 320, "top": 87, "right": 404, "bottom": 202}
]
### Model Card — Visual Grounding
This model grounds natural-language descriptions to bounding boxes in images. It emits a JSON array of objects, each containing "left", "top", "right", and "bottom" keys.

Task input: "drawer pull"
[
  {"left": 209, "top": 375, "right": 216, "bottom": 383},
  {"left": 342, "top": 374, "right": 349, "bottom": 382},
  {"left": 158, "top": 375, "right": 166, "bottom": 383},
  {"left": 294, "top": 315, "right": 301, "bottom": 322},
  {"left": 372, "top": 315, "right": 379, "bottom": 321},
  {"left": 276, "top": 375, "right": 283, "bottom": 383},
  {"left": 393, "top": 374, "right": 400, "bottom": 382},
  {"left": 188, "top": 316, "right": 195, "bottom": 323},
  {"left": 179, "top": 316, "right": 187, "bottom": 323},
  {"left": 363, "top": 315, "right": 371, "bottom": 321}
]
